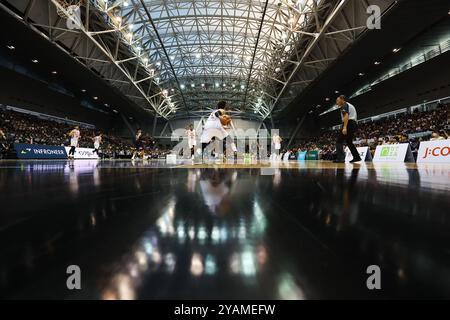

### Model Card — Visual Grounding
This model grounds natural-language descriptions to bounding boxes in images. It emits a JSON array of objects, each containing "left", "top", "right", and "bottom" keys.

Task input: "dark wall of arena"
[
  {"left": 0, "top": 66, "right": 156, "bottom": 137},
  {"left": 0, "top": 67, "right": 111, "bottom": 127},
  {"left": 0, "top": 5, "right": 157, "bottom": 138},
  {"left": 318, "top": 50, "right": 450, "bottom": 128}
]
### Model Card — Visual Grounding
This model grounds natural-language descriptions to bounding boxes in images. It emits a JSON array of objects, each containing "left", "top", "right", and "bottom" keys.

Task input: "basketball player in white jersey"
[
  {"left": 200, "top": 101, "right": 233, "bottom": 160},
  {"left": 272, "top": 134, "right": 282, "bottom": 161},
  {"left": 92, "top": 132, "right": 102, "bottom": 156},
  {"left": 0, "top": 126, "right": 7, "bottom": 155},
  {"left": 186, "top": 124, "right": 197, "bottom": 159},
  {"left": 68, "top": 126, "right": 81, "bottom": 159},
  {"left": 0, "top": 127, "right": 5, "bottom": 140}
]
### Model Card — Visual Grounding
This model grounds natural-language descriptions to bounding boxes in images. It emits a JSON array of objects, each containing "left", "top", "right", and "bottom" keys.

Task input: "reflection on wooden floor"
[
  {"left": 1, "top": 159, "right": 450, "bottom": 299},
  {"left": 178, "top": 160, "right": 446, "bottom": 170}
]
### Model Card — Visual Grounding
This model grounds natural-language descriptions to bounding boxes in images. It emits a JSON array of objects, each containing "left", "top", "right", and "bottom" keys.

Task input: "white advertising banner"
[
  {"left": 166, "top": 154, "right": 177, "bottom": 164},
  {"left": 416, "top": 139, "right": 450, "bottom": 163},
  {"left": 373, "top": 143, "right": 414, "bottom": 163},
  {"left": 65, "top": 147, "right": 99, "bottom": 159},
  {"left": 345, "top": 146, "right": 372, "bottom": 163}
]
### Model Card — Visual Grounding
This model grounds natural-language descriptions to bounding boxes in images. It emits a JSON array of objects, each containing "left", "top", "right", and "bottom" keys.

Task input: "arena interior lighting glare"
[
  {"left": 93, "top": 96, "right": 98, "bottom": 100},
  {"left": 83, "top": 0, "right": 375, "bottom": 119},
  {"left": 6, "top": 45, "right": 15, "bottom": 50},
  {"left": 32, "top": 59, "right": 38, "bottom": 63},
  {"left": 374, "top": 61, "right": 381, "bottom": 65},
  {"left": 51, "top": 71, "right": 57, "bottom": 74},
  {"left": 393, "top": 48, "right": 401, "bottom": 53},
  {"left": 81, "top": 89, "right": 86, "bottom": 92}
]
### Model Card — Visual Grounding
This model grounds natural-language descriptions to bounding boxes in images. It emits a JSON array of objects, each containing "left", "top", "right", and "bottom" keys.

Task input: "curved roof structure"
[
  {"left": 113, "top": 0, "right": 327, "bottom": 119},
  {"left": 2, "top": 0, "right": 396, "bottom": 120}
]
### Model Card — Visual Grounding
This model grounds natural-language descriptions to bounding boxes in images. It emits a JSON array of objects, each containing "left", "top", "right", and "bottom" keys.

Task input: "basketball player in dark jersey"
[{"left": 132, "top": 129, "right": 143, "bottom": 160}]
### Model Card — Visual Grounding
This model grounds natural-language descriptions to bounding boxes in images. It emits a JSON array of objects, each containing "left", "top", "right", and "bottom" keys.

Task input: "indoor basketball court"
[{"left": 0, "top": 0, "right": 450, "bottom": 304}]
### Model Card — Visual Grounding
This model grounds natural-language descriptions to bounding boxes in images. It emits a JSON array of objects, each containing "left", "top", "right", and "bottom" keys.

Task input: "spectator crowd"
[
  {"left": 0, "top": 108, "right": 169, "bottom": 159},
  {"left": 1, "top": 102, "right": 449, "bottom": 161},
  {"left": 284, "top": 102, "right": 449, "bottom": 161}
]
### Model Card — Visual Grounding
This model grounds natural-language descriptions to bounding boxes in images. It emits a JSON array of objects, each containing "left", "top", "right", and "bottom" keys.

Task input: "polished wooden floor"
[{"left": 0, "top": 159, "right": 450, "bottom": 299}]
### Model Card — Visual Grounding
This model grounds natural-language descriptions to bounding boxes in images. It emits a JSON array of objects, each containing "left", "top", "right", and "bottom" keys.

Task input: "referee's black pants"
[{"left": 336, "top": 120, "right": 360, "bottom": 161}]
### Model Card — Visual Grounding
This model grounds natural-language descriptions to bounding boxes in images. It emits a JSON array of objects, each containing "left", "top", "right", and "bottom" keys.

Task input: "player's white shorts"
[
  {"left": 275, "top": 143, "right": 281, "bottom": 151},
  {"left": 94, "top": 143, "right": 100, "bottom": 149},
  {"left": 188, "top": 139, "right": 196, "bottom": 148},
  {"left": 200, "top": 124, "right": 229, "bottom": 143}
]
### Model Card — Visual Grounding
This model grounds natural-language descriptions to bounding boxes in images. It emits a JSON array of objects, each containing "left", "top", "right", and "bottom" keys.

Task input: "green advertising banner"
[{"left": 306, "top": 150, "right": 319, "bottom": 160}]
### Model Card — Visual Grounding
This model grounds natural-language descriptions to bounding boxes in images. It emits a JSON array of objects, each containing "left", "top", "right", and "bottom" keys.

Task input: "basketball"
[{"left": 221, "top": 115, "right": 231, "bottom": 126}]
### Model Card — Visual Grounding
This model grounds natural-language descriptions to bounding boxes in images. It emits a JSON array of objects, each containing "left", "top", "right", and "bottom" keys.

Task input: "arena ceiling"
[{"left": 1, "top": 0, "right": 396, "bottom": 121}]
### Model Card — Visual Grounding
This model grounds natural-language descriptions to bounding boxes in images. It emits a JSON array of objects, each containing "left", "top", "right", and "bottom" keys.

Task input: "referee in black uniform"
[{"left": 334, "top": 95, "right": 362, "bottom": 163}]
